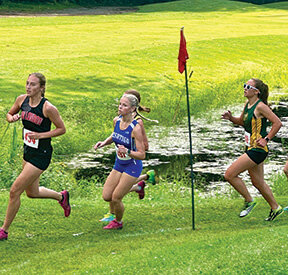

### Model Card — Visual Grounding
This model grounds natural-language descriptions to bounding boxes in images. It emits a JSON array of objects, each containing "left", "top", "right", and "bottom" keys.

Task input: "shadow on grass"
[
  {"left": 0, "top": 79, "right": 23, "bottom": 103},
  {"left": 46, "top": 74, "right": 146, "bottom": 101},
  {"left": 0, "top": 74, "right": 144, "bottom": 106}
]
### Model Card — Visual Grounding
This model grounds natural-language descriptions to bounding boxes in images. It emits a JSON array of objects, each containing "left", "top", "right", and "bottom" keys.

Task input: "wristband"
[
  {"left": 127, "top": 149, "right": 131, "bottom": 155},
  {"left": 264, "top": 136, "right": 270, "bottom": 142}
]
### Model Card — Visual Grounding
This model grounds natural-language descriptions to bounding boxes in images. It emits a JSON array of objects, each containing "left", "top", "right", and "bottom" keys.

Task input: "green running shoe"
[
  {"left": 265, "top": 206, "right": 283, "bottom": 221},
  {"left": 99, "top": 213, "right": 115, "bottom": 222},
  {"left": 146, "top": 170, "right": 158, "bottom": 185},
  {"left": 239, "top": 201, "right": 257, "bottom": 218}
]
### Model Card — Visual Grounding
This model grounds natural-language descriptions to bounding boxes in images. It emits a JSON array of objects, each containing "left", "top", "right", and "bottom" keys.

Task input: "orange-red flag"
[{"left": 178, "top": 28, "right": 189, "bottom": 74}]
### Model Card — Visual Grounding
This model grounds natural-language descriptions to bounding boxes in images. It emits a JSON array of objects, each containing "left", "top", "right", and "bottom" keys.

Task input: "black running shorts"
[
  {"left": 23, "top": 145, "right": 53, "bottom": 171},
  {"left": 246, "top": 149, "right": 268, "bottom": 165}
]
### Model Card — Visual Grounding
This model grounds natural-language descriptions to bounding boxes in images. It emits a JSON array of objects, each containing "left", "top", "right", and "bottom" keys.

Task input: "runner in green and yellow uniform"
[
  {"left": 243, "top": 98, "right": 268, "bottom": 164},
  {"left": 222, "top": 78, "right": 283, "bottom": 221}
]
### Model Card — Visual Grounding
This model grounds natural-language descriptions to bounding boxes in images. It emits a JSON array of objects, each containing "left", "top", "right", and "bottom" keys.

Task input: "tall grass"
[{"left": 271, "top": 172, "right": 288, "bottom": 196}]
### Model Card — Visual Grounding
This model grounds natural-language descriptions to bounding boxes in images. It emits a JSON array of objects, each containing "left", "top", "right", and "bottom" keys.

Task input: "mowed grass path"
[{"left": 1, "top": 188, "right": 288, "bottom": 274}]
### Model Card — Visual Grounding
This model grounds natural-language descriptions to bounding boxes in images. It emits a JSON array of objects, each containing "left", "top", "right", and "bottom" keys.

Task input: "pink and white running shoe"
[
  {"left": 0, "top": 228, "right": 8, "bottom": 241},
  {"left": 59, "top": 190, "right": 71, "bottom": 217},
  {"left": 103, "top": 219, "right": 123, "bottom": 230},
  {"left": 136, "top": 180, "right": 146, "bottom": 200}
]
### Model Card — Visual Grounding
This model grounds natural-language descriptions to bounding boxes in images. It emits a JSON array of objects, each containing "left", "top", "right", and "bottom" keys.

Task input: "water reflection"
[{"left": 67, "top": 102, "right": 288, "bottom": 196}]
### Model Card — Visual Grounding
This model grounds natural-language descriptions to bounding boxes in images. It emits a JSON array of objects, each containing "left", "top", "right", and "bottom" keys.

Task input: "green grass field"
[
  {"left": 1, "top": 0, "right": 288, "bottom": 273},
  {"left": 1, "top": 186, "right": 288, "bottom": 274},
  {"left": 1, "top": 0, "right": 288, "bottom": 157}
]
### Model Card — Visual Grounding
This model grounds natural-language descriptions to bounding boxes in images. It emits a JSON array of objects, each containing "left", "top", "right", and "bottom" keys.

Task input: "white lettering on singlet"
[{"left": 112, "top": 132, "right": 129, "bottom": 144}]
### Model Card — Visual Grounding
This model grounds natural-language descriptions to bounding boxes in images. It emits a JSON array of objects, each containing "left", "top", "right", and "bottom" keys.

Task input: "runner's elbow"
[{"left": 136, "top": 151, "right": 145, "bottom": 160}]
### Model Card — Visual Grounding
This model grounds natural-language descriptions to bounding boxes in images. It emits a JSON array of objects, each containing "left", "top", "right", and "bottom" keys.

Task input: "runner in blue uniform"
[
  {"left": 94, "top": 93, "right": 146, "bottom": 229},
  {"left": 222, "top": 78, "right": 283, "bottom": 221},
  {"left": 0, "top": 73, "right": 70, "bottom": 241},
  {"left": 99, "top": 90, "right": 158, "bottom": 223}
]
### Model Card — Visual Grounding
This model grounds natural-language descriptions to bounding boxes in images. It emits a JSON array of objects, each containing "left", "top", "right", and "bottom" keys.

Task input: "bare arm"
[
  {"left": 221, "top": 106, "right": 245, "bottom": 126},
  {"left": 94, "top": 116, "right": 117, "bottom": 150},
  {"left": 256, "top": 102, "right": 282, "bottom": 147},
  {"left": 137, "top": 119, "right": 149, "bottom": 151},
  {"left": 6, "top": 94, "right": 26, "bottom": 123},
  {"left": 94, "top": 135, "right": 113, "bottom": 150}
]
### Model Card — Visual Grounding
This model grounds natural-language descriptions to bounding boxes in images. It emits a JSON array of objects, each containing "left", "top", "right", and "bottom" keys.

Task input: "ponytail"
[
  {"left": 135, "top": 108, "right": 158, "bottom": 124},
  {"left": 252, "top": 78, "right": 269, "bottom": 105},
  {"left": 125, "top": 89, "right": 150, "bottom": 113}
]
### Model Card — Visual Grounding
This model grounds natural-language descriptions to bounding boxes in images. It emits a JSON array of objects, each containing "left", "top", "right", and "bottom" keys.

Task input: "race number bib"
[
  {"left": 115, "top": 145, "right": 131, "bottom": 161},
  {"left": 23, "top": 128, "right": 39, "bottom": 149},
  {"left": 244, "top": 131, "right": 251, "bottom": 147}
]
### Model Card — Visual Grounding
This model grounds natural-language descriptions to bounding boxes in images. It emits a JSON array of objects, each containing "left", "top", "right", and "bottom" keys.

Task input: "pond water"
[{"left": 67, "top": 102, "right": 288, "bottom": 196}]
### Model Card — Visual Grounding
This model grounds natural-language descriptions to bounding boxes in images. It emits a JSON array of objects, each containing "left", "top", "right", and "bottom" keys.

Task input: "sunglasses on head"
[{"left": 243, "top": 83, "right": 258, "bottom": 91}]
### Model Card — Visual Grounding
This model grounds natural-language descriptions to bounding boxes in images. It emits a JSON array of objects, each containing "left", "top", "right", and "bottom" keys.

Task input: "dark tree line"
[{"left": 0, "top": 0, "right": 177, "bottom": 6}]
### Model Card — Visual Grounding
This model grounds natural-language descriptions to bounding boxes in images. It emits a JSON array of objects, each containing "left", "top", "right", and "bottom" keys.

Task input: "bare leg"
[
  {"left": 102, "top": 170, "right": 122, "bottom": 203},
  {"left": 111, "top": 173, "right": 137, "bottom": 222},
  {"left": 1, "top": 161, "right": 64, "bottom": 232},
  {"left": 224, "top": 154, "right": 258, "bottom": 202},
  {"left": 284, "top": 160, "right": 288, "bottom": 179},
  {"left": 104, "top": 171, "right": 143, "bottom": 215},
  {"left": 25, "top": 178, "right": 62, "bottom": 200},
  {"left": 2, "top": 162, "right": 43, "bottom": 232},
  {"left": 136, "top": 174, "right": 148, "bottom": 182},
  {"left": 109, "top": 202, "right": 115, "bottom": 214},
  {"left": 248, "top": 163, "right": 279, "bottom": 210},
  {"left": 129, "top": 173, "right": 148, "bottom": 192},
  {"left": 130, "top": 183, "right": 141, "bottom": 192}
]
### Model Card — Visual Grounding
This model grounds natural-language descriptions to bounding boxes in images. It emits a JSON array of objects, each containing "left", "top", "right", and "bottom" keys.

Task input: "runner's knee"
[
  {"left": 111, "top": 194, "right": 123, "bottom": 203},
  {"left": 9, "top": 186, "right": 23, "bottom": 200},
  {"left": 102, "top": 193, "right": 112, "bottom": 202},
  {"left": 25, "top": 191, "right": 38, "bottom": 198},
  {"left": 224, "top": 170, "right": 233, "bottom": 182}
]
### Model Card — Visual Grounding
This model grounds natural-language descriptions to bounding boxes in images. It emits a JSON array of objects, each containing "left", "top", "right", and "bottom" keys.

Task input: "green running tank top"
[{"left": 243, "top": 99, "right": 268, "bottom": 153}]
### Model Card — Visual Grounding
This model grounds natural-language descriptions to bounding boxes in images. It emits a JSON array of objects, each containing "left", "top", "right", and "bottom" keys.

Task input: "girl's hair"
[
  {"left": 123, "top": 89, "right": 158, "bottom": 124},
  {"left": 124, "top": 89, "right": 150, "bottom": 113},
  {"left": 29, "top": 72, "right": 46, "bottom": 97},
  {"left": 122, "top": 94, "right": 139, "bottom": 111},
  {"left": 252, "top": 78, "right": 269, "bottom": 105}
]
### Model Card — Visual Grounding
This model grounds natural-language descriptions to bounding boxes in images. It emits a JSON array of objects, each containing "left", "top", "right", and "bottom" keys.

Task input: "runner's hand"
[
  {"left": 11, "top": 114, "right": 21, "bottom": 122},
  {"left": 256, "top": 138, "right": 267, "bottom": 148},
  {"left": 221, "top": 110, "right": 232, "bottom": 120},
  {"left": 27, "top": 132, "right": 40, "bottom": 140},
  {"left": 117, "top": 145, "right": 127, "bottom": 158},
  {"left": 94, "top": 142, "right": 104, "bottom": 150}
]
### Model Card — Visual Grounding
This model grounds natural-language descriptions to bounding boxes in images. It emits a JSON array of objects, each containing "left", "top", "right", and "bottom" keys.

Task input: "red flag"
[{"left": 178, "top": 28, "right": 189, "bottom": 74}]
